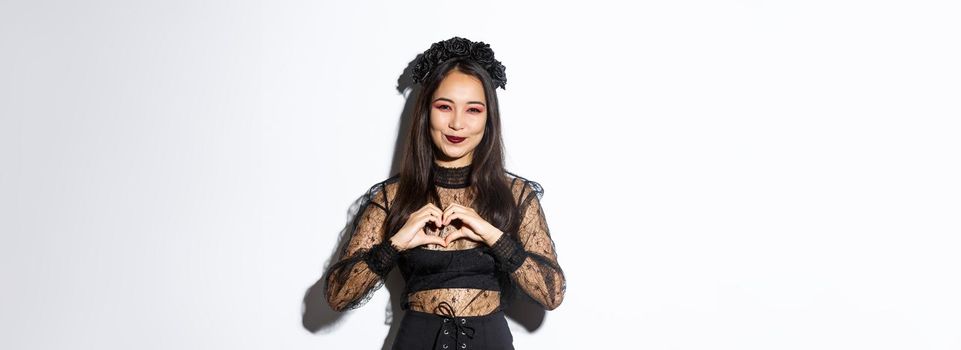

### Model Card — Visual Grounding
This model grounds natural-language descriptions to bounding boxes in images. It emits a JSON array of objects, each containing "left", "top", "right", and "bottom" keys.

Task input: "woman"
[{"left": 323, "top": 36, "right": 566, "bottom": 350}]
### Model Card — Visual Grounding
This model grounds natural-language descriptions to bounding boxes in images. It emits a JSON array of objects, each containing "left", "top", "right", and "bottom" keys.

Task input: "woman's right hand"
[{"left": 389, "top": 203, "right": 448, "bottom": 251}]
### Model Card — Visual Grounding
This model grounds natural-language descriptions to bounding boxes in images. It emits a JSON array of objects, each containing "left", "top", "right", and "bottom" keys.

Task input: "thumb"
[
  {"left": 425, "top": 234, "right": 448, "bottom": 247},
  {"left": 444, "top": 230, "right": 465, "bottom": 245}
]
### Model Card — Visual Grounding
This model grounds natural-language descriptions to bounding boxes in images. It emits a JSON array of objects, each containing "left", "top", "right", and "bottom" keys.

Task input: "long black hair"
[{"left": 386, "top": 57, "right": 520, "bottom": 242}]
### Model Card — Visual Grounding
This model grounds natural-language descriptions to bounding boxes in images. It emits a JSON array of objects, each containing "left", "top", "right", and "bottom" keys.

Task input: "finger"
[
  {"left": 457, "top": 204, "right": 477, "bottom": 216},
  {"left": 446, "top": 228, "right": 483, "bottom": 245},
  {"left": 444, "top": 229, "right": 464, "bottom": 244},
  {"left": 419, "top": 204, "right": 439, "bottom": 218},
  {"left": 443, "top": 205, "right": 460, "bottom": 225},
  {"left": 424, "top": 234, "right": 447, "bottom": 247},
  {"left": 416, "top": 204, "right": 431, "bottom": 215},
  {"left": 428, "top": 206, "right": 444, "bottom": 221},
  {"left": 419, "top": 203, "right": 441, "bottom": 217},
  {"left": 444, "top": 209, "right": 476, "bottom": 227},
  {"left": 444, "top": 202, "right": 465, "bottom": 212},
  {"left": 426, "top": 209, "right": 444, "bottom": 227},
  {"left": 416, "top": 211, "right": 442, "bottom": 228},
  {"left": 412, "top": 208, "right": 431, "bottom": 226}
]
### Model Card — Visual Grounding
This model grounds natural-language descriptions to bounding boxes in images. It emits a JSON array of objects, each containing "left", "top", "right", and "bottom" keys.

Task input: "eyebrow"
[{"left": 432, "top": 97, "right": 486, "bottom": 107}]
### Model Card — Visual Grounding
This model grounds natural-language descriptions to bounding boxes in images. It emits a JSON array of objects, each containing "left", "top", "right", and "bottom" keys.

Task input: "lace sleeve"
[
  {"left": 322, "top": 181, "right": 402, "bottom": 312},
  {"left": 490, "top": 180, "right": 566, "bottom": 310}
]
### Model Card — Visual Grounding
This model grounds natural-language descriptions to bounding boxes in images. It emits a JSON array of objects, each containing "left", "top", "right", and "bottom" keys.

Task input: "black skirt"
[{"left": 391, "top": 308, "right": 514, "bottom": 350}]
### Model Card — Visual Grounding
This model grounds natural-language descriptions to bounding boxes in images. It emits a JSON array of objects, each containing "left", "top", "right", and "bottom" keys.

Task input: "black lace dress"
[{"left": 323, "top": 163, "right": 566, "bottom": 349}]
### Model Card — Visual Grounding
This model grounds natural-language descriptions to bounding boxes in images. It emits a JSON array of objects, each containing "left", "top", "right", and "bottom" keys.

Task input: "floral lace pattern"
[{"left": 323, "top": 165, "right": 566, "bottom": 316}]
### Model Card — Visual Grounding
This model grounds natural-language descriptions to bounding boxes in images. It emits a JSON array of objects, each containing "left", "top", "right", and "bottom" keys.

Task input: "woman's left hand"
[{"left": 441, "top": 203, "right": 504, "bottom": 247}]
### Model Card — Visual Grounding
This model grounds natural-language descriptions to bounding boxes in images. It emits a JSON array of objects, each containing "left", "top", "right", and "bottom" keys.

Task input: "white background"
[{"left": 2, "top": 0, "right": 959, "bottom": 349}]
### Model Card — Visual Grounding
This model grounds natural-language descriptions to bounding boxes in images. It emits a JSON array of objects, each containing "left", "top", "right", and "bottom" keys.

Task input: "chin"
[
  {"left": 443, "top": 152, "right": 466, "bottom": 160},
  {"left": 437, "top": 148, "right": 467, "bottom": 159}
]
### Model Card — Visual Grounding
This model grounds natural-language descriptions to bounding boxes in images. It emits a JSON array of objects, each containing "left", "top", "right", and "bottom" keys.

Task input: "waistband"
[{"left": 403, "top": 302, "right": 504, "bottom": 350}]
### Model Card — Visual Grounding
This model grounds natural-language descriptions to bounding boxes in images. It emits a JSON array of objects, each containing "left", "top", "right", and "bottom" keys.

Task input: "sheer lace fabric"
[{"left": 323, "top": 165, "right": 566, "bottom": 316}]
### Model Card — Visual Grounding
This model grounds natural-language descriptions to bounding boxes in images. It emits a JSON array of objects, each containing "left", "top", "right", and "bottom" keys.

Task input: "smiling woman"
[
  {"left": 322, "top": 36, "right": 565, "bottom": 350},
  {"left": 429, "top": 72, "right": 488, "bottom": 168}
]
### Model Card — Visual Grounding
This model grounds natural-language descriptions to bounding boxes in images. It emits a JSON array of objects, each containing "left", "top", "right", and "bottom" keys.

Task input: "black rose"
[
  {"left": 425, "top": 46, "right": 449, "bottom": 65},
  {"left": 470, "top": 42, "right": 495, "bottom": 65},
  {"left": 489, "top": 61, "right": 507, "bottom": 89},
  {"left": 443, "top": 37, "right": 472, "bottom": 57},
  {"left": 411, "top": 57, "right": 431, "bottom": 83}
]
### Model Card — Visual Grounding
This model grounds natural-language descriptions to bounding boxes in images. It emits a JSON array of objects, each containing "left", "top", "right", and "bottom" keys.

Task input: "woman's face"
[{"left": 429, "top": 70, "right": 488, "bottom": 168}]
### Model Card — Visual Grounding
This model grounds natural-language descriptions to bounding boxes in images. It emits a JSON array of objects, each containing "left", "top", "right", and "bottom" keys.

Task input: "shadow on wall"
[{"left": 301, "top": 54, "right": 548, "bottom": 349}]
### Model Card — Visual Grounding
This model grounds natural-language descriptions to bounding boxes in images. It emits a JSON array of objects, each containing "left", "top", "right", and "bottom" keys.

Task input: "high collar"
[{"left": 432, "top": 162, "right": 471, "bottom": 188}]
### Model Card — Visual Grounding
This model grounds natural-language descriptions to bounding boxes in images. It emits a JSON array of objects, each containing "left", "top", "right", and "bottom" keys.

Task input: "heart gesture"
[
  {"left": 439, "top": 203, "right": 503, "bottom": 247},
  {"left": 389, "top": 203, "right": 504, "bottom": 251}
]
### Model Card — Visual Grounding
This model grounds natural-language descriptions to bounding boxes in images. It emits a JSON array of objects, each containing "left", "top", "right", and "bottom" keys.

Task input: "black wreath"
[{"left": 411, "top": 36, "right": 507, "bottom": 90}]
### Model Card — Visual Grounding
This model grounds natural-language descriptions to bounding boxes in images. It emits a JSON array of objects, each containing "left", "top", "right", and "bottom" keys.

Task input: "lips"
[{"left": 445, "top": 135, "right": 465, "bottom": 144}]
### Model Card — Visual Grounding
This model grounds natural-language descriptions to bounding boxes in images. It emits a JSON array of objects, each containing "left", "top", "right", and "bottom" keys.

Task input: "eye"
[
  {"left": 435, "top": 104, "right": 452, "bottom": 111},
  {"left": 468, "top": 107, "right": 483, "bottom": 113}
]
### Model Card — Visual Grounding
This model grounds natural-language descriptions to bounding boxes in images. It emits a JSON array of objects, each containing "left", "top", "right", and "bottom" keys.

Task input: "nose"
[{"left": 449, "top": 110, "right": 464, "bottom": 131}]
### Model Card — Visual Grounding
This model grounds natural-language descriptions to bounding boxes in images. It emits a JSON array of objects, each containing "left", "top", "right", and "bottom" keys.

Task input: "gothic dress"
[{"left": 323, "top": 163, "right": 566, "bottom": 349}]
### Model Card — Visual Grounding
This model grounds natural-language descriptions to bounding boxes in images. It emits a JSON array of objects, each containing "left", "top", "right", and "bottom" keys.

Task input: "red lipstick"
[{"left": 445, "top": 135, "right": 465, "bottom": 144}]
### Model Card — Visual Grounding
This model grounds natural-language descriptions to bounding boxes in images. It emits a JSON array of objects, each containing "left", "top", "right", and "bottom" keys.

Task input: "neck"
[
  {"left": 432, "top": 162, "right": 472, "bottom": 188},
  {"left": 434, "top": 151, "right": 473, "bottom": 168},
  {"left": 434, "top": 158, "right": 471, "bottom": 168}
]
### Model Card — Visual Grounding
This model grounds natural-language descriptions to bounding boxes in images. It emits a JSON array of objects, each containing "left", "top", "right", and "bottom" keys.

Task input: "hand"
[
  {"left": 440, "top": 203, "right": 504, "bottom": 247},
  {"left": 389, "top": 203, "right": 448, "bottom": 251}
]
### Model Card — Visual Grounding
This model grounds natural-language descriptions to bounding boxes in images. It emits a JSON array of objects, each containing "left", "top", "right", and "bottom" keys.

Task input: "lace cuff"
[
  {"left": 363, "top": 241, "right": 401, "bottom": 277},
  {"left": 490, "top": 233, "right": 527, "bottom": 273}
]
